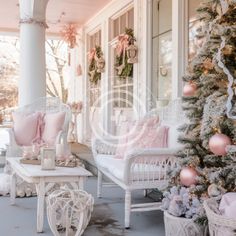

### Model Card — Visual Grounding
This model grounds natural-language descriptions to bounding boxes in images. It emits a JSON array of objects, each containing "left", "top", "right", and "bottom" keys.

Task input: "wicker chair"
[
  {"left": 6, "top": 97, "right": 71, "bottom": 157},
  {"left": 92, "top": 99, "right": 184, "bottom": 228},
  {"left": 0, "top": 97, "right": 71, "bottom": 197}
]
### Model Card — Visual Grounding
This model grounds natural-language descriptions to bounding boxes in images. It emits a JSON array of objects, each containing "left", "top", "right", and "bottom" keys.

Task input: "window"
[
  {"left": 188, "top": 0, "right": 205, "bottom": 61},
  {"left": 111, "top": 8, "right": 134, "bottom": 39},
  {"left": 87, "top": 30, "right": 101, "bottom": 107},
  {"left": 110, "top": 8, "right": 134, "bottom": 108},
  {"left": 152, "top": 0, "right": 172, "bottom": 107}
]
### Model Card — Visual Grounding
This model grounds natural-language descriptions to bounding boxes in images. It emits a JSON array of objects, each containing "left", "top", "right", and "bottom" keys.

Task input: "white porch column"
[{"left": 19, "top": 0, "right": 49, "bottom": 106}]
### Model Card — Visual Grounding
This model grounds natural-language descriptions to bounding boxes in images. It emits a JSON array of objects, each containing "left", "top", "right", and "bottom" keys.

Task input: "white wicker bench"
[{"left": 92, "top": 100, "right": 184, "bottom": 228}]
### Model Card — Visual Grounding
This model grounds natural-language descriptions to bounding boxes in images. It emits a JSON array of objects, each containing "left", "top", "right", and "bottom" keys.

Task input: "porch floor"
[{"left": 0, "top": 176, "right": 165, "bottom": 236}]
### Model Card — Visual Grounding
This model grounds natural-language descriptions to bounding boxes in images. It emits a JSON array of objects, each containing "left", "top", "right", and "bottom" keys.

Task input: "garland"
[
  {"left": 115, "top": 28, "right": 136, "bottom": 79},
  {"left": 19, "top": 18, "right": 48, "bottom": 28},
  {"left": 88, "top": 45, "right": 105, "bottom": 84}
]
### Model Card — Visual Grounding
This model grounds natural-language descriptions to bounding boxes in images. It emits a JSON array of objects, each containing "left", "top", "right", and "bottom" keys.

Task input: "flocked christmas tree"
[{"left": 162, "top": 0, "right": 236, "bottom": 223}]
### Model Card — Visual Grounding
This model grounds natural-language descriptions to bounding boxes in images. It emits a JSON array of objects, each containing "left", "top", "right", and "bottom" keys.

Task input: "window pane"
[
  {"left": 189, "top": 0, "right": 201, "bottom": 21},
  {"left": 127, "top": 85, "right": 133, "bottom": 107},
  {"left": 111, "top": 8, "right": 134, "bottom": 108},
  {"left": 128, "top": 9, "right": 134, "bottom": 29},
  {"left": 113, "top": 18, "right": 119, "bottom": 38},
  {"left": 113, "top": 89, "right": 119, "bottom": 107},
  {"left": 158, "top": 32, "right": 172, "bottom": 100},
  {"left": 152, "top": 0, "right": 159, "bottom": 37},
  {"left": 188, "top": 0, "right": 205, "bottom": 61},
  {"left": 88, "top": 30, "right": 101, "bottom": 107},
  {"left": 158, "top": 0, "right": 172, "bottom": 34},
  {"left": 151, "top": 0, "right": 172, "bottom": 108},
  {"left": 120, "top": 13, "right": 126, "bottom": 34}
]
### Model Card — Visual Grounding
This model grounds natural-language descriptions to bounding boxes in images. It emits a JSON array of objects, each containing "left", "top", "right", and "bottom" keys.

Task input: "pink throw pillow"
[
  {"left": 127, "top": 125, "right": 169, "bottom": 150},
  {"left": 115, "top": 117, "right": 159, "bottom": 159},
  {"left": 42, "top": 112, "right": 66, "bottom": 146},
  {"left": 13, "top": 112, "right": 41, "bottom": 146}
]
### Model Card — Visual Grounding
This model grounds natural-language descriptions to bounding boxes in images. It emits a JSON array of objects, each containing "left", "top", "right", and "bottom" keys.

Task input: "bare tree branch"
[
  {"left": 46, "top": 70, "right": 59, "bottom": 97},
  {"left": 46, "top": 85, "right": 56, "bottom": 97}
]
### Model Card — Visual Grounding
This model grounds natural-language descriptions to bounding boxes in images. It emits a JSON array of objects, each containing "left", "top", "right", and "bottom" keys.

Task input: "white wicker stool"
[{"left": 47, "top": 188, "right": 94, "bottom": 236}]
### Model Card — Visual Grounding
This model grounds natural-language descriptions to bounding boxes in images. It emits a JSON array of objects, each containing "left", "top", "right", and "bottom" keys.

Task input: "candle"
[
  {"left": 56, "top": 144, "right": 65, "bottom": 160},
  {"left": 43, "top": 158, "right": 54, "bottom": 169},
  {"left": 41, "top": 148, "right": 55, "bottom": 170}
]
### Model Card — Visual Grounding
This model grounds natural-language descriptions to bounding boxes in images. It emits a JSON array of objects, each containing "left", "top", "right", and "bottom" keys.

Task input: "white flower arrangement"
[{"left": 162, "top": 186, "right": 205, "bottom": 220}]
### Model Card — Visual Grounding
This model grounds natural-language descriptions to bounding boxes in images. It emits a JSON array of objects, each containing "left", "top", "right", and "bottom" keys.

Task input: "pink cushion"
[
  {"left": 127, "top": 125, "right": 169, "bottom": 151},
  {"left": 115, "top": 117, "right": 166, "bottom": 159},
  {"left": 13, "top": 112, "right": 41, "bottom": 146},
  {"left": 42, "top": 112, "right": 66, "bottom": 146}
]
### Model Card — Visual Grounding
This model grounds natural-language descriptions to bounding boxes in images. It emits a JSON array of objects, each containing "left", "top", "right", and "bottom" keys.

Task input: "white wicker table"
[{"left": 7, "top": 157, "right": 92, "bottom": 233}]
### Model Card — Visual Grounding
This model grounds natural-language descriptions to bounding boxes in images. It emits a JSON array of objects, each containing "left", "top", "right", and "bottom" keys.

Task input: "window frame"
[
  {"left": 87, "top": 29, "right": 102, "bottom": 107},
  {"left": 109, "top": 7, "right": 134, "bottom": 109}
]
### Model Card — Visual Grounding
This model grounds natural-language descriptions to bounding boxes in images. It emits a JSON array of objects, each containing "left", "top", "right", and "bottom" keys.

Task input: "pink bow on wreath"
[
  {"left": 116, "top": 34, "right": 130, "bottom": 57},
  {"left": 88, "top": 48, "right": 96, "bottom": 62}
]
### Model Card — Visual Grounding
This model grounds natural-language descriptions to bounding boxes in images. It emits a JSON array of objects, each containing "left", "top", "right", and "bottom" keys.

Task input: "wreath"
[
  {"left": 88, "top": 45, "right": 105, "bottom": 84},
  {"left": 115, "top": 28, "right": 136, "bottom": 79}
]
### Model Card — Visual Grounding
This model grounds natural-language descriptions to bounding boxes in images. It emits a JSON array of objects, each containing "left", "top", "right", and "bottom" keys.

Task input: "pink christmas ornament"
[
  {"left": 183, "top": 82, "right": 197, "bottom": 96},
  {"left": 209, "top": 133, "right": 231, "bottom": 155},
  {"left": 180, "top": 167, "right": 197, "bottom": 187}
]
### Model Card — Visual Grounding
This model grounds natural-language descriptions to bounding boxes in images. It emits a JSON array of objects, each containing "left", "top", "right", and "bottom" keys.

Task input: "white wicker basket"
[
  {"left": 204, "top": 199, "right": 236, "bottom": 236},
  {"left": 164, "top": 211, "right": 208, "bottom": 236},
  {"left": 47, "top": 189, "right": 94, "bottom": 236}
]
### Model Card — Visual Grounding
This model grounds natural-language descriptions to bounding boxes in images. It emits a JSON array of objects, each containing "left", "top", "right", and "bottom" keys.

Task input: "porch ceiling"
[{"left": 0, "top": 0, "right": 112, "bottom": 35}]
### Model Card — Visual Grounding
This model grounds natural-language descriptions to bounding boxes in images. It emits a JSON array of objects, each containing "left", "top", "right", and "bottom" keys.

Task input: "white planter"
[
  {"left": 47, "top": 189, "right": 94, "bottom": 236},
  {"left": 164, "top": 211, "right": 208, "bottom": 236}
]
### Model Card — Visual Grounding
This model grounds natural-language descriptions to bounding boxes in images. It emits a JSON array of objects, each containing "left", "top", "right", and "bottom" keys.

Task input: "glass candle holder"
[{"left": 41, "top": 148, "right": 56, "bottom": 170}]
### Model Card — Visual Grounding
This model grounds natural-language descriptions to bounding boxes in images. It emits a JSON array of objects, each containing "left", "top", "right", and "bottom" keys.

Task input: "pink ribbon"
[
  {"left": 116, "top": 34, "right": 130, "bottom": 56},
  {"left": 32, "top": 112, "right": 46, "bottom": 146},
  {"left": 88, "top": 48, "right": 96, "bottom": 62}
]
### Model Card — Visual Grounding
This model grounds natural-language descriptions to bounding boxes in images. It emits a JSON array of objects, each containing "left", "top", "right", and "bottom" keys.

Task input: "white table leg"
[
  {"left": 10, "top": 172, "right": 16, "bottom": 205},
  {"left": 79, "top": 177, "right": 85, "bottom": 190},
  {"left": 37, "top": 178, "right": 45, "bottom": 233}
]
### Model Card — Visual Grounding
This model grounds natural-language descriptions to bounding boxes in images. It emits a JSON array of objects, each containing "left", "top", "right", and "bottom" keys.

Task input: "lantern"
[
  {"left": 96, "top": 57, "right": 105, "bottom": 73},
  {"left": 41, "top": 148, "right": 56, "bottom": 170},
  {"left": 47, "top": 189, "right": 94, "bottom": 236},
  {"left": 126, "top": 44, "right": 138, "bottom": 64}
]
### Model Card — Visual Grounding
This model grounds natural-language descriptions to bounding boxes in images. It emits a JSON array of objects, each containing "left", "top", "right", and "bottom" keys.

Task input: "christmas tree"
[{"left": 162, "top": 0, "right": 236, "bottom": 223}]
